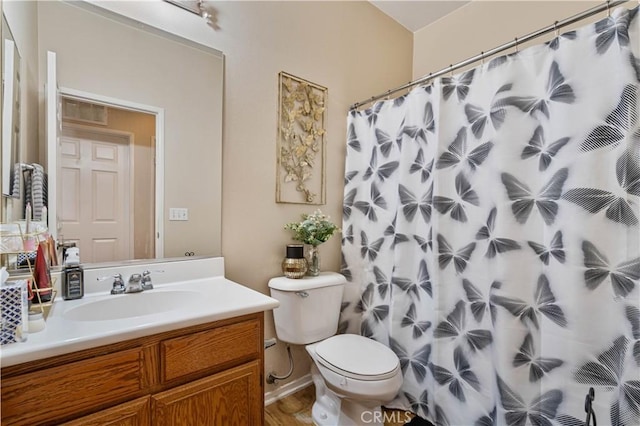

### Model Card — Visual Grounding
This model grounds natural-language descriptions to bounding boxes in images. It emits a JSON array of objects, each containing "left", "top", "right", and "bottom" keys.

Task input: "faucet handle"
[
  {"left": 141, "top": 270, "right": 154, "bottom": 290},
  {"left": 98, "top": 273, "right": 124, "bottom": 283},
  {"left": 110, "top": 273, "right": 125, "bottom": 295},
  {"left": 141, "top": 269, "right": 163, "bottom": 287}
]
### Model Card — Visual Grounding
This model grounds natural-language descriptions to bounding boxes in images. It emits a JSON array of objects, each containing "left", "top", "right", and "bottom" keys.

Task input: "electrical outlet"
[{"left": 169, "top": 208, "right": 189, "bottom": 221}]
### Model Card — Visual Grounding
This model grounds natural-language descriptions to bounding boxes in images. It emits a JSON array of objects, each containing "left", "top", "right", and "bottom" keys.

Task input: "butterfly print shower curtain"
[{"left": 341, "top": 6, "right": 640, "bottom": 425}]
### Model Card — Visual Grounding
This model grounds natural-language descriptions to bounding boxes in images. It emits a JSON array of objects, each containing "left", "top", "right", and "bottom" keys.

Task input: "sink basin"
[{"left": 63, "top": 290, "right": 201, "bottom": 321}]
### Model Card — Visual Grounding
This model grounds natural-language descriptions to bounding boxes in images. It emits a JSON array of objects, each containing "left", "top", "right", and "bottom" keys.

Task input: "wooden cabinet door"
[
  {"left": 61, "top": 397, "right": 150, "bottom": 426},
  {"left": 1, "top": 347, "right": 148, "bottom": 425},
  {"left": 151, "top": 360, "right": 262, "bottom": 426}
]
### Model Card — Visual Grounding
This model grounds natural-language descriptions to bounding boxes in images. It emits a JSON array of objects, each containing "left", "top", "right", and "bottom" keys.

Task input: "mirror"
[
  {"left": 1, "top": 0, "right": 223, "bottom": 266},
  {"left": 1, "top": 14, "right": 21, "bottom": 198}
]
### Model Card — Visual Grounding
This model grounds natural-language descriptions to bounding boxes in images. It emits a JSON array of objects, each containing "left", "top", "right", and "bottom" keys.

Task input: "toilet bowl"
[
  {"left": 268, "top": 273, "right": 403, "bottom": 426},
  {"left": 306, "top": 334, "right": 403, "bottom": 425}
]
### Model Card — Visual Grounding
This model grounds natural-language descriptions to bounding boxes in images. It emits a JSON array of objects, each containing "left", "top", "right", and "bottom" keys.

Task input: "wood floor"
[{"left": 265, "top": 384, "right": 414, "bottom": 426}]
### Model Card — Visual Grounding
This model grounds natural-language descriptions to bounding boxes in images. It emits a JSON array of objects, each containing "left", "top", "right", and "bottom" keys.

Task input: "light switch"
[{"left": 169, "top": 208, "right": 189, "bottom": 221}]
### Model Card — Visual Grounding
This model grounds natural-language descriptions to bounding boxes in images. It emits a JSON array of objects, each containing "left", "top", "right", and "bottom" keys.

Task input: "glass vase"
[{"left": 307, "top": 245, "right": 320, "bottom": 276}]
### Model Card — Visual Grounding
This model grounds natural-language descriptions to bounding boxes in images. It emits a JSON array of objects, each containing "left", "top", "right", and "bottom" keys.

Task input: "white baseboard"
[{"left": 264, "top": 373, "right": 313, "bottom": 406}]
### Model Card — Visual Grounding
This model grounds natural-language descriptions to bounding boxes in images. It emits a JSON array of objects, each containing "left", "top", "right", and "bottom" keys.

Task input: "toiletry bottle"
[
  {"left": 62, "top": 247, "right": 83, "bottom": 300},
  {"left": 34, "top": 243, "right": 52, "bottom": 302},
  {"left": 24, "top": 202, "right": 35, "bottom": 251}
]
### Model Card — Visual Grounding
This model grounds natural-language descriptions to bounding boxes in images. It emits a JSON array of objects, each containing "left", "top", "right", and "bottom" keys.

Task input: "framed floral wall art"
[{"left": 276, "top": 72, "right": 327, "bottom": 204}]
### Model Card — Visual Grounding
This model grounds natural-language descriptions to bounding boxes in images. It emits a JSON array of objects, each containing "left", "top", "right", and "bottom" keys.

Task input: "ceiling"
[{"left": 370, "top": 1, "right": 470, "bottom": 32}]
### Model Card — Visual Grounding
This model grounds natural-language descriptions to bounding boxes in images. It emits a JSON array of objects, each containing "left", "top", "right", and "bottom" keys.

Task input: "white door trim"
[
  {"left": 62, "top": 122, "right": 133, "bottom": 143},
  {"left": 46, "top": 51, "right": 59, "bottom": 244},
  {"left": 62, "top": 123, "right": 135, "bottom": 260},
  {"left": 56, "top": 87, "right": 165, "bottom": 258}
]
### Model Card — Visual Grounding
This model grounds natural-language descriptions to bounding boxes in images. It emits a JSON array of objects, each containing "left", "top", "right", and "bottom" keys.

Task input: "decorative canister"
[{"left": 282, "top": 244, "right": 308, "bottom": 279}]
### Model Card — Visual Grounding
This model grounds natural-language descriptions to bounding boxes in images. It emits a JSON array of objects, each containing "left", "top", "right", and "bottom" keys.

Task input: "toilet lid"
[{"left": 315, "top": 334, "right": 400, "bottom": 381}]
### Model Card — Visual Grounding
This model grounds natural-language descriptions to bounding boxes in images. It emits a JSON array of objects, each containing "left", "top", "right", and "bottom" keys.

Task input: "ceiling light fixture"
[{"left": 163, "top": 0, "right": 214, "bottom": 27}]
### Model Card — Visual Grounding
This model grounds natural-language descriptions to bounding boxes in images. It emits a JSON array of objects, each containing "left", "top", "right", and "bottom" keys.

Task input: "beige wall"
[
  {"left": 413, "top": 1, "right": 613, "bottom": 79},
  {"left": 37, "top": 1, "right": 223, "bottom": 259},
  {"left": 206, "top": 1, "right": 413, "bottom": 390}
]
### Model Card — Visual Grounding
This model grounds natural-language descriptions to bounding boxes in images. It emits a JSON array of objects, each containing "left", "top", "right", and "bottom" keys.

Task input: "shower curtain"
[{"left": 341, "top": 6, "right": 640, "bottom": 426}]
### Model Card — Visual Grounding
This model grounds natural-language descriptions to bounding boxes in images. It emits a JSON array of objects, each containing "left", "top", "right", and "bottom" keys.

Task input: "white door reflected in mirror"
[
  {"left": 60, "top": 131, "right": 131, "bottom": 262},
  {"left": 49, "top": 87, "right": 165, "bottom": 262}
]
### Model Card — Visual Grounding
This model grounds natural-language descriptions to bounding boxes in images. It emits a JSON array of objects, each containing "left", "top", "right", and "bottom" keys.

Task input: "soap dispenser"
[{"left": 62, "top": 247, "right": 84, "bottom": 300}]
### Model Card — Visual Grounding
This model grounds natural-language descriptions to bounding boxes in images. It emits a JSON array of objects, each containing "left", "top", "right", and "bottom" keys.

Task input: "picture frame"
[{"left": 276, "top": 72, "right": 327, "bottom": 205}]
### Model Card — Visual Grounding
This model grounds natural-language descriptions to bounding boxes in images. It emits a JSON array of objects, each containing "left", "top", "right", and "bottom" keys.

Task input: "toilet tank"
[{"left": 268, "top": 272, "right": 346, "bottom": 345}]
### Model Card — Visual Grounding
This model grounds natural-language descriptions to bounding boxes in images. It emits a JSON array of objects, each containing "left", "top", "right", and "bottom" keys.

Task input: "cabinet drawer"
[
  {"left": 1, "top": 347, "right": 147, "bottom": 425},
  {"left": 61, "top": 396, "right": 150, "bottom": 426},
  {"left": 161, "top": 318, "right": 260, "bottom": 382}
]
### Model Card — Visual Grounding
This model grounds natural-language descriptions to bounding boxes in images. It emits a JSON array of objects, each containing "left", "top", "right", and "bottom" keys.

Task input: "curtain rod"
[{"left": 350, "top": 0, "right": 630, "bottom": 110}]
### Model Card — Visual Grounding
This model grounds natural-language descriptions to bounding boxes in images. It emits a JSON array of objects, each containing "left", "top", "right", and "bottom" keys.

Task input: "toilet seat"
[{"left": 314, "top": 334, "right": 400, "bottom": 381}]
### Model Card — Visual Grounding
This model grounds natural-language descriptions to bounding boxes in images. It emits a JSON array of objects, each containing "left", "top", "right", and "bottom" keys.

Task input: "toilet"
[{"left": 268, "top": 272, "right": 403, "bottom": 426}]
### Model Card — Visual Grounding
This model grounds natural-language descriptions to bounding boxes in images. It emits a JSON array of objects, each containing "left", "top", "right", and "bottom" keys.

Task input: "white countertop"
[{"left": 1, "top": 258, "right": 279, "bottom": 367}]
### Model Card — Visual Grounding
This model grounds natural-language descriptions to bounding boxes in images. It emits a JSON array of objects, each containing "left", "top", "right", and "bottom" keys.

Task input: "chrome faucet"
[
  {"left": 141, "top": 270, "right": 154, "bottom": 290},
  {"left": 125, "top": 273, "right": 144, "bottom": 293},
  {"left": 100, "top": 270, "right": 160, "bottom": 295}
]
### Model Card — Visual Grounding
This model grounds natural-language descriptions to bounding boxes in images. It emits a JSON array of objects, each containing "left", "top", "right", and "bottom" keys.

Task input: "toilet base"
[
  {"left": 311, "top": 399, "right": 385, "bottom": 426},
  {"left": 310, "top": 364, "right": 385, "bottom": 426}
]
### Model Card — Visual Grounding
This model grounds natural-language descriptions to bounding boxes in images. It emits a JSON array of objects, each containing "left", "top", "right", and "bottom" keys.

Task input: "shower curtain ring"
[
  {"left": 449, "top": 64, "right": 453, "bottom": 77},
  {"left": 480, "top": 51, "right": 485, "bottom": 65},
  {"left": 554, "top": 21, "right": 559, "bottom": 37},
  {"left": 514, "top": 37, "right": 519, "bottom": 53},
  {"left": 606, "top": 0, "right": 611, "bottom": 16}
]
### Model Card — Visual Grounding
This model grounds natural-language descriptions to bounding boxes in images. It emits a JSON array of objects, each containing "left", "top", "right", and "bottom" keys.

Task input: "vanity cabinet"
[{"left": 0, "top": 313, "right": 264, "bottom": 425}]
